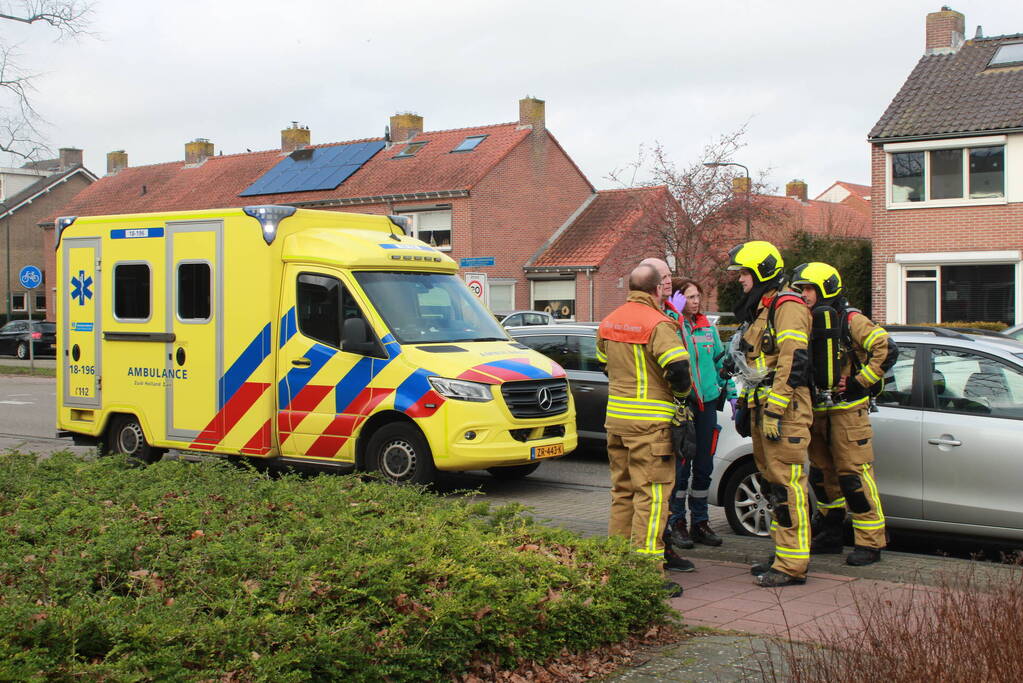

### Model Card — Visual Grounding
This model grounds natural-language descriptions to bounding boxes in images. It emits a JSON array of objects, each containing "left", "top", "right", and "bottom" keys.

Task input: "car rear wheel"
[
  {"left": 366, "top": 422, "right": 437, "bottom": 485},
  {"left": 723, "top": 459, "right": 772, "bottom": 537},
  {"left": 16, "top": 342, "right": 28, "bottom": 360},
  {"left": 486, "top": 462, "right": 541, "bottom": 480},
  {"left": 108, "top": 415, "right": 164, "bottom": 464}
]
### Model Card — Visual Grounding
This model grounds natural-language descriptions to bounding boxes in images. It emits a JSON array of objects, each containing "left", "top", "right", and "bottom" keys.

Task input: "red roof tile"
[
  {"left": 53, "top": 123, "right": 532, "bottom": 219},
  {"left": 752, "top": 194, "right": 871, "bottom": 239},
  {"left": 531, "top": 187, "right": 673, "bottom": 268}
]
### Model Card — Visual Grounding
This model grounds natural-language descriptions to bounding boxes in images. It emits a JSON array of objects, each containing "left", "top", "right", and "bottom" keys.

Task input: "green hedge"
[
  {"left": 906, "top": 321, "right": 1009, "bottom": 332},
  {"left": 0, "top": 454, "right": 671, "bottom": 681}
]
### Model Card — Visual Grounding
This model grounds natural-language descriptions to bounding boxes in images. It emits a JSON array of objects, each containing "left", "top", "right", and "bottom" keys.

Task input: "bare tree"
[
  {"left": 606, "top": 126, "right": 784, "bottom": 296},
  {"left": 0, "top": 1, "right": 93, "bottom": 159}
]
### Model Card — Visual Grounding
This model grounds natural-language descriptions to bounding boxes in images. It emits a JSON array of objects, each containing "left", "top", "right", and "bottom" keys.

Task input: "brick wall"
[{"left": 870, "top": 143, "right": 1023, "bottom": 322}]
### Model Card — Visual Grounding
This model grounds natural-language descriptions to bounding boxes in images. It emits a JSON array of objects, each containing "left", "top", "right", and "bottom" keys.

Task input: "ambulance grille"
[{"left": 501, "top": 379, "right": 569, "bottom": 418}]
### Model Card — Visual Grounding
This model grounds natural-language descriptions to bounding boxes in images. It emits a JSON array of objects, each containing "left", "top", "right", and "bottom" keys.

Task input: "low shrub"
[
  {"left": 907, "top": 320, "right": 1009, "bottom": 332},
  {"left": 0, "top": 454, "right": 671, "bottom": 681}
]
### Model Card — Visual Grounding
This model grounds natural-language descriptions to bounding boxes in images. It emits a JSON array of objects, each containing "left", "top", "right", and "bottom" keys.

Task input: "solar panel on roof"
[{"left": 239, "top": 140, "right": 386, "bottom": 197}]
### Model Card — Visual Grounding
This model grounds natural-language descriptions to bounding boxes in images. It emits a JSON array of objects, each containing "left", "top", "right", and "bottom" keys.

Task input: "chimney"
[
  {"left": 185, "top": 138, "right": 214, "bottom": 165},
  {"left": 281, "top": 121, "right": 310, "bottom": 153},
  {"left": 519, "top": 96, "right": 545, "bottom": 131},
  {"left": 389, "top": 113, "right": 423, "bottom": 142},
  {"left": 106, "top": 150, "right": 128, "bottom": 175},
  {"left": 786, "top": 180, "right": 808, "bottom": 202},
  {"left": 732, "top": 176, "right": 751, "bottom": 193},
  {"left": 58, "top": 147, "right": 83, "bottom": 171},
  {"left": 926, "top": 6, "right": 965, "bottom": 54}
]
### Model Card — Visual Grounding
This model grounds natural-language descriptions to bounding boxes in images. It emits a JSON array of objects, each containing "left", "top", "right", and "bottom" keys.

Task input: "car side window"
[
  {"left": 928, "top": 347, "right": 1023, "bottom": 419},
  {"left": 504, "top": 314, "right": 522, "bottom": 327},
  {"left": 524, "top": 313, "right": 547, "bottom": 326},
  {"left": 575, "top": 334, "right": 601, "bottom": 372},
  {"left": 877, "top": 344, "right": 916, "bottom": 407},
  {"left": 517, "top": 334, "right": 575, "bottom": 370}
]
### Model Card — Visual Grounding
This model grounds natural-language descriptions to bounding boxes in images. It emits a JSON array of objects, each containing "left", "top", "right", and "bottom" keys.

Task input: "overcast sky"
[{"left": 7, "top": 1, "right": 1023, "bottom": 197}]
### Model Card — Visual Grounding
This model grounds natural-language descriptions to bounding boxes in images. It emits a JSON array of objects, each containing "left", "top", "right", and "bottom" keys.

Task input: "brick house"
[
  {"left": 47, "top": 97, "right": 638, "bottom": 321},
  {"left": 1, "top": 148, "right": 96, "bottom": 321},
  {"left": 869, "top": 7, "right": 1023, "bottom": 325}
]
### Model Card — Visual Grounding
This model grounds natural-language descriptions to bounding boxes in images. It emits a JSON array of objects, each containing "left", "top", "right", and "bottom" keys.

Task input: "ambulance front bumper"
[{"left": 431, "top": 397, "right": 578, "bottom": 471}]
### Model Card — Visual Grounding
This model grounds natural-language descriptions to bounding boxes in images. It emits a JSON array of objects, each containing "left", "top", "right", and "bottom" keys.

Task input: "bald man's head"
[
  {"left": 639, "top": 257, "right": 671, "bottom": 302},
  {"left": 628, "top": 264, "right": 661, "bottom": 295}
]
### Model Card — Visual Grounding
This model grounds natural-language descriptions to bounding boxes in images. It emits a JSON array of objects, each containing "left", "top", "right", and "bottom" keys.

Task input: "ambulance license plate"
[{"left": 531, "top": 443, "right": 564, "bottom": 460}]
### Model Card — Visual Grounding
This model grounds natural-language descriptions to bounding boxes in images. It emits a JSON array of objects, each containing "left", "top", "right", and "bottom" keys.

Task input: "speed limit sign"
[{"left": 463, "top": 271, "right": 488, "bottom": 304}]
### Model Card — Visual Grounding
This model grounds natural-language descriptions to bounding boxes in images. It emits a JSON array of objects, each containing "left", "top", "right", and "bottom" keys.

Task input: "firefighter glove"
[
  {"left": 734, "top": 402, "right": 751, "bottom": 438},
  {"left": 841, "top": 376, "right": 867, "bottom": 402},
  {"left": 762, "top": 412, "right": 782, "bottom": 441}
]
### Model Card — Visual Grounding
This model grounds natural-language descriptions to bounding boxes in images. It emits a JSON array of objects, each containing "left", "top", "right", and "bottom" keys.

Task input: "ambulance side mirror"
[{"left": 342, "top": 318, "right": 381, "bottom": 356}]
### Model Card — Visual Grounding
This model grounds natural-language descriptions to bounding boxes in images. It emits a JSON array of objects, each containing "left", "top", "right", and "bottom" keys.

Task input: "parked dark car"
[
  {"left": 0, "top": 320, "right": 57, "bottom": 359},
  {"left": 508, "top": 324, "right": 606, "bottom": 441}
]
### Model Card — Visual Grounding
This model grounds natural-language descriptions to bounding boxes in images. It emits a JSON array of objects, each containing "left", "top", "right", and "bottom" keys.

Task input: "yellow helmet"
[
  {"left": 726, "top": 241, "right": 784, "bottom": 283},
  {"left": 791, "top": 262, "right": 842, "bottom": 299}
]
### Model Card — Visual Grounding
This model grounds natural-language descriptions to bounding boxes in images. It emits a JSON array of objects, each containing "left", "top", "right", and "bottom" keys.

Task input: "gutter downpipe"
[{"left": 588, "top": 270, "right": 594, "bottom": 322}]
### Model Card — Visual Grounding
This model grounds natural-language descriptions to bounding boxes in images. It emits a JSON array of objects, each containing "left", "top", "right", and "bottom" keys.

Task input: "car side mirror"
[{"left": 342, "top": 318, "right": 381, "bottom": 356}]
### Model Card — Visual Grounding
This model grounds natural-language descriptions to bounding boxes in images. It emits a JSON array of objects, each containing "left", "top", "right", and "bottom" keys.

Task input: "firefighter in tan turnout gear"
[
  {"left": 596, "top": 264, "right": 693, "bottom": 596},
  {"left": 727, "top": 241, "right": 814, "bottom": 587},
  {"left": 791, "top": 262, "right": 897, "bottom": 567}
]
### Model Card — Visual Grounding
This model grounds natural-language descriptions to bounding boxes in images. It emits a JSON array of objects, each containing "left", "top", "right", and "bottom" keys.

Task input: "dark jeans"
[{"left": 667, "top": 399, "right": 718, "bottom": 526}]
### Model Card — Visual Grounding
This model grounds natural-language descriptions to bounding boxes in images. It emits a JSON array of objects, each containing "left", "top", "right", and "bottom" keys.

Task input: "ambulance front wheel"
[
  {"left": 366, "top": 422, "right": 437, "bottom": 485},
  {"left": 109, "top": 415, "right": 164, "bottom": 465}
]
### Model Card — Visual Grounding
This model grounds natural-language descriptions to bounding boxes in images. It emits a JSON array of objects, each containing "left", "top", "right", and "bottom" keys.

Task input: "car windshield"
[
  {"left": 354, "top": 271, "right": 508, "bottom": 344},
  {"left": 33, "top": 322, "right": 56, "bottom": 332}
]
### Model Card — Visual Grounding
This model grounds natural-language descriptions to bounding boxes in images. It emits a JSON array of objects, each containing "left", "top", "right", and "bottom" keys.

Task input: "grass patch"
[
  {"left": 0, "top": 364, "right": 55, "bottom": 377},
  {"left": 0, "top": 453, "right": 672, "bottom": 681}
]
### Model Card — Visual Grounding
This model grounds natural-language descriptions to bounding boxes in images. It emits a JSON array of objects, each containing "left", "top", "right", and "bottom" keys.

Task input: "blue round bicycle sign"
[{"left": 19, "top": 265, "right": 42, "bottom": 289}]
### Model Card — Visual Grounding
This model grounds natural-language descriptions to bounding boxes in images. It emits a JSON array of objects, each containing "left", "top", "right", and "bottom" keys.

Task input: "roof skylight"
[
  {"left": 989, "top": 42, "right": 1023, "bottom": 67},
  {"left": 393, "top": 141, "right": 427, "bottom": 158},
  {"left": 451, "top": 135, "right": 487, "bottom": 153}
]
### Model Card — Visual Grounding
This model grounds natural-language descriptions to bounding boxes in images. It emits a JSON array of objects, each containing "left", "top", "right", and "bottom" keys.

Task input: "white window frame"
[
  {"left": 488, "top": 279, "right": 516, "bottom": 315},
  {"left": 10, "top": 292, "right": 26, "bottom": 312},
  {"left": 398, "top": 209, "right": 452, "bottom": 252},
  {"left": 34, "top": 293, "right": 45, "bottom": 311},
  {"left": 884, "top": 135, "right": 1008, "bottom": 209},
  {"left": 530, "top": 278, "right": 576, "bottom": 321},
  {"left": 888, "top": 251, "right": 1022, "bottom": 324}
]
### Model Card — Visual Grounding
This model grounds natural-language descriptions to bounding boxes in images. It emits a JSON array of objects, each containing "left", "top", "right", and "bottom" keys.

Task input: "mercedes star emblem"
[{"left": 536, "top": 386, "right": 554, "bottom": 411}]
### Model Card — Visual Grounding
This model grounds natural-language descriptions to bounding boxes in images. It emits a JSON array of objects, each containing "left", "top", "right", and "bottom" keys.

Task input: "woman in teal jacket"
[{"left": 664, "top": 278, "right": 737, "bottom": 550}]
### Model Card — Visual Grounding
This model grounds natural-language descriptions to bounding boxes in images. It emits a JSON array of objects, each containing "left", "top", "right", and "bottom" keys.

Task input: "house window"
[
  {"left": 113, "top": 263, "right": 151, "bottom": 321},
  {"left": 488, "top": 282, "right": 515, "bottom": 314},
  {"left": 989, "top": 42, "right": 1023, "bottom": 68},
  {"left": 393, "top": 142, "right": 427, "bottom": 158},
  {"left": 452, "top": 135, "right": 487, "bottom": 153},
  {"left": 400, "top": 210, "right": 452, "bottom": 250},
  {"left": 905, "top": 265, "right": 1015, "bottom": 324},
  {"left": 532, "top": 279, "right": 576, "bottom": 320},
  {"left": 11, "top": 292, "right": 26, "bottom": 312},
  {"left": 34, "top": 293, "right": 45, "bottom": 311},
  {"left": 889, "top": 144, "right": 1004, "bottom": 205}
]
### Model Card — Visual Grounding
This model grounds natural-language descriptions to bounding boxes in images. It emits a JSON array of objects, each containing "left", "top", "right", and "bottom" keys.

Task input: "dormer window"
[
  {"left": 393, "top": 141, "right": 427, "bottom": 159},
  {"left": 451, "top": 135, "right": 487, "bottom": 153},
  {"left": 989, "top": 42, "right": 1023, "bottom": 68}
]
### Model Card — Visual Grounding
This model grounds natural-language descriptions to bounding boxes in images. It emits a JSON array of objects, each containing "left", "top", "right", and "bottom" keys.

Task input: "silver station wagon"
[{"left": 710, "top": 328, "right": 1023, "bottom": 543}]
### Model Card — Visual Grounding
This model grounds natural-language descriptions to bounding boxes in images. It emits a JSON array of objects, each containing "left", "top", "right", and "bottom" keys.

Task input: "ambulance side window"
[
  {"left": 297, "top": 273, "right": 342, "bottom": 348},
  {"left": 113, "top": 263, "right": 151, "bottom": 321},
  {"left": 177, "top": 262, "right": 211, "bottom": 321}
]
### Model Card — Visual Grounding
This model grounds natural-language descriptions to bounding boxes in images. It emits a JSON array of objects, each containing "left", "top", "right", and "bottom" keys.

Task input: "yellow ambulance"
[{"left": 55, "top": 206, "right": 575, "bottom": 483}]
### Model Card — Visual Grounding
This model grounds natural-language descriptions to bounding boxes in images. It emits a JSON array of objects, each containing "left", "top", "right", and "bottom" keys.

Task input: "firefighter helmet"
[
  {"left": 726, "top": 241, "right": 784, "bottom": 283},
  {"left": 791, "top": 262, "right": 843, "bottom": 300}
]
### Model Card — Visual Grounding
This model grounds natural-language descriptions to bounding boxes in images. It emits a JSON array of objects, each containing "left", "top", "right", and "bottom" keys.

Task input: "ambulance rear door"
[
  {"left": 61, "top": 237, "right": 101, "bottom": 407},
  {"left": 164, "top": 220, "right": 224, "bottom": 442}
]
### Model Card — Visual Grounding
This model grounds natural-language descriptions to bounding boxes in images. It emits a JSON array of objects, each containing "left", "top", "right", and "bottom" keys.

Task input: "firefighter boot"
[
  {"left": 846, "top": 546, "right": 882, "bottom": 566},
  {"left": 750, "top": 554, "right": 775, "bottom": 577},
  {"left": 810, "top": 508, "right": 846, "bottom": 555},
  {"left": 755, "top": 568, "right": 807, "bottom": 588}
]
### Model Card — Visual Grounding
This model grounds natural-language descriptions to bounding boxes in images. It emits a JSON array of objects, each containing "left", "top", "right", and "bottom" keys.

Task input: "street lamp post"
[{"left": 704, "top": 161, "right": 751, "bottom": 239}]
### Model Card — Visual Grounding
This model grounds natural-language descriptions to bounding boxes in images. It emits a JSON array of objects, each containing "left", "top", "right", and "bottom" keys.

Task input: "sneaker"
[
  {"left": 663, "top": 580, "right": 684, "bottom": 598},
  {"left": 691, "top": 520, "right": 723, "bottom": 547},
  {"left": 666, "top": 521, "right": 694, "bottom": 550},
  {"left": 846, "top": 546, "right": 882, "bottom": 566},
  {"left": 750, "top": 554, "right": 775, "bottom": 576},
  {"left": 663, "top": 546, "right": 696, "bottom": 573},
  {"left": 754, "top": 568, "right": 806, "bottom": 587}
]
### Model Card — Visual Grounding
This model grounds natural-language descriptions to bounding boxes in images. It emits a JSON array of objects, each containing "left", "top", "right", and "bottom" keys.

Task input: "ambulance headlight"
[{"left": 428, "top": 377, "right": 492, "bottom": 402}]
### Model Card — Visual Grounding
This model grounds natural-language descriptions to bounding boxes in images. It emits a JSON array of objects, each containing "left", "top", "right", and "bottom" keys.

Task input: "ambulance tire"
[
  {"left": 486, "top": 463, "right": 541, "bottom": 480},
  {"left": 367, "top": 422, "right": 436, "bottom": 485},
  {"left": 109, "top": 415, "right": 164, "bottom": 465}
]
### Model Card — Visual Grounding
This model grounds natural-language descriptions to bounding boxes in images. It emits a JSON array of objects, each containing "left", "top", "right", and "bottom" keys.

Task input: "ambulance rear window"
[{"left": 114, "top": 263, "right": 151, "bottom": 321}]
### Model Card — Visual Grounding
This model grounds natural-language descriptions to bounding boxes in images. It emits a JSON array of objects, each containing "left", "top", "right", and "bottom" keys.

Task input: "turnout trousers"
[
  {"left": 607, "top": 427, "right": 676, "bottom": 557},
  {"left": 808, "top": 406, "right": 886, "bottom": 549},
  {"left": 751, "top": 418, "right": 811, "bottom": 579}
]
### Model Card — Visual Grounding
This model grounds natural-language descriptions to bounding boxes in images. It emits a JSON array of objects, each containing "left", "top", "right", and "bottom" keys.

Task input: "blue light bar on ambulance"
[{"left": 243, "top": 205, "right": 297, "bottom": 245}]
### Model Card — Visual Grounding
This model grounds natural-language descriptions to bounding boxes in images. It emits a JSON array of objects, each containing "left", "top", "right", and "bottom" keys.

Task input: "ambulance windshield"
[{"left": 355, "top": 271, "right": 509, "bottom": 344}]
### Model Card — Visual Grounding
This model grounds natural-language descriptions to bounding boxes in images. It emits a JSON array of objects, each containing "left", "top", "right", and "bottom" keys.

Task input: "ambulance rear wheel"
[
  {"left": 109, "top": 415, "right": 163, "bottom": 465},
  {"left": 367, "top": 423, "right": 436, "bottom": 485}
]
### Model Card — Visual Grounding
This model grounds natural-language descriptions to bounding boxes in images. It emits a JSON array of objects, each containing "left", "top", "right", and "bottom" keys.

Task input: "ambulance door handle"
[{"left": 292, "top": 358, "right": 311, "bottom": 368}]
